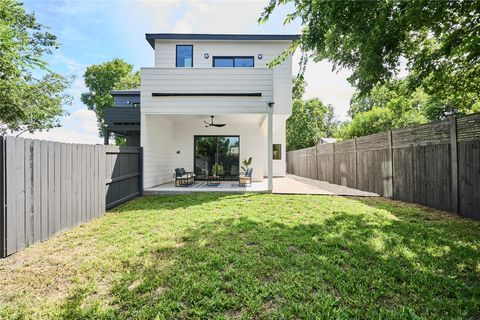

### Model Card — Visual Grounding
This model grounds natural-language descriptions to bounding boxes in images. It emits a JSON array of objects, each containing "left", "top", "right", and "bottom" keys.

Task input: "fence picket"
[{"left": 287, "top": 113, "right": 480, "bottom": 219}]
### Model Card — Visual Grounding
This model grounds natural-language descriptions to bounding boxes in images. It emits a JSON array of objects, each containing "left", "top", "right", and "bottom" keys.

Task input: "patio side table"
[{"left": 207, "top": 175, "right": 220, "bottom": 186}]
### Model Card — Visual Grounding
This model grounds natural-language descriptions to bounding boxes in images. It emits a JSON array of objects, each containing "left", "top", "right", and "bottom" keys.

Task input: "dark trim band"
[
  {"left": 146, "top": 33, "right": 300, "bottom": 49},
  {"left": 152, "top": 92, "right": 262, "bottom": 97}
]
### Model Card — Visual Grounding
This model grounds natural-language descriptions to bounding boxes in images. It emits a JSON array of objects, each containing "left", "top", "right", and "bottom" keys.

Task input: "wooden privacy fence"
[
  {"left": 287, "top": 113, "right": 480, "bottom": 220},
  {"left": 0, "top": 137, "right": 142, "bottom": 258}
]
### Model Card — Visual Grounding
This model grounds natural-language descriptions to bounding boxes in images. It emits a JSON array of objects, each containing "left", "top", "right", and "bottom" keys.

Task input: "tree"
[
  {"left": 81, "top": 59, "right": 140, "bottom": 135},
  {"left": 260, "top": 0, "right": 480, "bottom": 116},
  {"left": 287, "top": 98, "right": 336, "bottom": 151},
  {"left": 0, "top": 0, "right": 71, "bottom": 135},
  {"left": 292, "top": 75, "right": 307, "bottom": 100},
  {"left": 336, "top": 79, "right": 428, "bottom": 139}
]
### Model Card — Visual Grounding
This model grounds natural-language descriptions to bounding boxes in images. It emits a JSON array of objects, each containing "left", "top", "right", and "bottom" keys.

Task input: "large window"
[
  {"left": 176, "top": 45, "right": 193, "bottom": 67},
  {"left": 194, "top": 136, "right": 240, "bottom": 181},
  {"left": 213, "top": 56, "right": 254, "bottom": 68}
]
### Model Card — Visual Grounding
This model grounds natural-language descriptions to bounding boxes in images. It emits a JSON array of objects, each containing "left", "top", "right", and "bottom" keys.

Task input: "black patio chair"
[
  {"left": 174, "top": 168, "right": 195, "bottom": 187},
  {"left": 239, "top": 168, "right": 253, "bottom": 187}
]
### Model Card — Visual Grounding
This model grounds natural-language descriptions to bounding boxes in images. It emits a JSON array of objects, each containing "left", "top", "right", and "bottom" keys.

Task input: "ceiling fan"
[{"left": 204, "top": 116, "right": 226, "bottom": 128}]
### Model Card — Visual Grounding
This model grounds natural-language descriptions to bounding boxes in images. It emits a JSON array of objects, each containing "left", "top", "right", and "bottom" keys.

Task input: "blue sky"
[{"left": 23, "top": 0, "right": 355, "bottom": 144}]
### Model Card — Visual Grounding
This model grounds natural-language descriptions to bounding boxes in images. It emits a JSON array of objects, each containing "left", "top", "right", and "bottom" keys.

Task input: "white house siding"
[
  {"left": 151, "top": 40, "right": 292, "bottom": 115},
  {"left": 142, "top": 115, "right": 174, "bottom": 188},
  {"left": 142, "top": 115, "right": 267, "bottom": 185},
  {"left": 154, "top": 40, "right": 289, "bottom": 69},
  {"left": 172, "top": 122, "right": 266, "bottom": 182},
  {"left": 272, "top": 56, "right": 293, "bottom": 115},
  {"left": 140, "top": 68, "right": 273, "bottom": 114},
  {"left": 261, "top": 114, "right": 287, "bottom": 177},
  {"left": 140, "top": 39, "right": 294, "bottom": 187}
]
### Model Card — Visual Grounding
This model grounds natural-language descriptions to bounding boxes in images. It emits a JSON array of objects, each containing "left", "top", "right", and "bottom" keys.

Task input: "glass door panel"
[{"left": 194, "top": 136, "right": 240, "bottom": 181}]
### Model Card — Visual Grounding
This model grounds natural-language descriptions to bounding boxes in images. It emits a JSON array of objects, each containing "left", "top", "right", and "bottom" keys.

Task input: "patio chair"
[
  {"left": 239, "top": 168, "right": 253, "bottom": 187},
  {"left": 174, "top": 168, "right": 195, "bottom": 187}
]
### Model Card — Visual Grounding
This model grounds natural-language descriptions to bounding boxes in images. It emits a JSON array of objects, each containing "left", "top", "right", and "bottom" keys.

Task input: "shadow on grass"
[
  {"left": 114, "top": 192, "right": 260, "bottom": 211},
  {"left": 58, "top": 195, "right": 480, "bottom": 319}
]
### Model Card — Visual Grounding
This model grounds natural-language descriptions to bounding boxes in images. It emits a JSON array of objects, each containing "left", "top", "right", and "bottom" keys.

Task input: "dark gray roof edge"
[
  {"left": 145, "top": 33, "right": 300, "bottom": 49},
  {"left": 110, "top": 90, "right": 140, "bottom": 96}
]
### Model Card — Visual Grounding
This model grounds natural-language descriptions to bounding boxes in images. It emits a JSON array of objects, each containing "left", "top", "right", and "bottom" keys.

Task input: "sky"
[{"left": 22, "top": 0, "right": 356, "bottom": 144}]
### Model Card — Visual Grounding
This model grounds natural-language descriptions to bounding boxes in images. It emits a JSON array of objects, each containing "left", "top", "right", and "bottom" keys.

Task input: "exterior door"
[{"left": 194, "top": 136, "right": 240, "bottom": 180}]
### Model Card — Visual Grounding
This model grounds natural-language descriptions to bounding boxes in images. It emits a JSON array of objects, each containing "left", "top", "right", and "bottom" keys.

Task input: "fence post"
[
  {"left": 449, "top": 117, "right": 459, "bottom": 213},
  {"left": 332, "top": 143, "right": 336, "bottom": 184},
  {"left": 388, "top": 130, "right": 394, "bottom": 199},
  {"left": 0, "top": 137, "right": 5, "bottom": 258},
  {"left": 139, "top": 147, "right": 143, "bottom": 195},
  {"left": 353, "top": 138, "right": 357, "bottom": 189}
]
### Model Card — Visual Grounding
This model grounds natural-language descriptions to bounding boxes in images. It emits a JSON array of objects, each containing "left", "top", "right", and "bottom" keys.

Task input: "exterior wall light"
[
  {"left": 258, "top": 54, "right": 263, "bottom": 59},
  {"left": 204, "top": 53, "right": 209, "bottom": 59}
]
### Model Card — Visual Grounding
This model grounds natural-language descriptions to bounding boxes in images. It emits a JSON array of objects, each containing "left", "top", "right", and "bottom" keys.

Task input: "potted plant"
[
  {"left": 241, "top": 157, "right": 252, "bottom": 172},
  {"left": 212, "top": 163, "right": 224, "bottom": 176}
]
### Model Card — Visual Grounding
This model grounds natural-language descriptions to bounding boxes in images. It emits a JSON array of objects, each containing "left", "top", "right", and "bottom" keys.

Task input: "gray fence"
[
  {"left": 0, "top": 137, "right": 142, "bottom": 258},
  {"left": 287, "top": 113, "right": 480, "bottom": 220}
]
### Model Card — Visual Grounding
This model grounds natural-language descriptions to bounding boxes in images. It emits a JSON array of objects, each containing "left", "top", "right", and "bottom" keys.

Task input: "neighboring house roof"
[
  {"left": 318, "top": 138, "right": 337, "bottom": 144},
  {"left": 145, "top": 33, "right": 301, "bottom": 49},
  {"left": 110, "top": 89, "right": 140, "bottom": 96}
]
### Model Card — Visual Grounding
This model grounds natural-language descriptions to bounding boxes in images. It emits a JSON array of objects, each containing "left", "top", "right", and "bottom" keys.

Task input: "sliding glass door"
[{"left": 194, "top": 136, "right": 240, "bottom": 180}]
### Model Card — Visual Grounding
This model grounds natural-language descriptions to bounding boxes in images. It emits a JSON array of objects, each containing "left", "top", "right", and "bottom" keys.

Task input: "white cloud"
[
  {"left": 23, "top": 127, "right": 102, "bottom": 145},
  {"left": 66, "top": 109, "right": 99, "bottom": 135},
  {"left": 53, "top": 53, "right": 86, "bottom": 73},
  {"left": 171, "top": 1, "right": 265, "bottom": 33},
  {"left": 20, "top": 108, "right": 101, "bottom": 145}
]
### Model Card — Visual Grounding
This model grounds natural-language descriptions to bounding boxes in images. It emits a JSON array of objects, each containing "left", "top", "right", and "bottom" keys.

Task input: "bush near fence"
[
  {"left": 287, "top": 113, "right": 480, "bottom": 220},
  {"left": 0, "top": 137, "right": 142, "bottom": 258}
]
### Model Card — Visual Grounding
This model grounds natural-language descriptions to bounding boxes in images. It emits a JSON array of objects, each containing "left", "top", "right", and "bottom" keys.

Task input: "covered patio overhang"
[{"left": 141, "top": 112, "right": 283, "bottom": 192}]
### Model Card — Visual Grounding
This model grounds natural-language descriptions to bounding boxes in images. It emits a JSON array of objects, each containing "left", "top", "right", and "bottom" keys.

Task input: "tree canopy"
[
  {"left": 0, "top": 0, "right": 71, "bottom": 135},
  {"left": 81, "top": 58, "right": 140, "bottom": 135},
  {"left": 261, "top": 0, "right": 480, "bottom": 119},
  {"left": 336, "top": 79, "right": 429, "bottom": 139},
  {"left": 287, "top": 98, "right": 336, "bottom": 151}
]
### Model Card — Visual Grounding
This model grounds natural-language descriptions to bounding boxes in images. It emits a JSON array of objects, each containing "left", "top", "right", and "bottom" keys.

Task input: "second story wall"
[
  {"left": 143, "top": 39, "right": 293, "bottom": 115},
  {"left": 154, "top": 40, "right": 290, "bottom": 69}
]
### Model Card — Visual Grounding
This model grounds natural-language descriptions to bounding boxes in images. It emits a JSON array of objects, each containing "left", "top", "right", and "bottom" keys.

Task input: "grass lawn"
[{"left": 0, "top": 194, "right": 479, "bottom": 319}]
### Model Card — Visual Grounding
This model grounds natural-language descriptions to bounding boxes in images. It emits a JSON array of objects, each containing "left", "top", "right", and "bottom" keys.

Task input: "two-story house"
[{"left": 105, "top": 33, "right": 299, "bottom": 192}]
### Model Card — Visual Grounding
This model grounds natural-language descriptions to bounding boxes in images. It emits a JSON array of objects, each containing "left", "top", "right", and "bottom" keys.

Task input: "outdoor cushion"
[{"left": 175, "top": 168, "right": 182, "bottom": 177}]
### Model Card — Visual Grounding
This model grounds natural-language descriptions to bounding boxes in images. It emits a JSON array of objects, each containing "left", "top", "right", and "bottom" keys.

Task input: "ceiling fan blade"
[
  {"left": 213, "top": 124, "right": 226, "bottom": 127},
  {"left": 203, "top": 121, "right": 211, "bottom": 125}
]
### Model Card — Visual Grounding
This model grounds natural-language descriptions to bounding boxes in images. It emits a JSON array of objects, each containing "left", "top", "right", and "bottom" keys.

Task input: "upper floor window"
[
  {"left": 213, "top": 56, "right": 254, "bottom": 68},
  {"left": 176, "top": 45, "right": 193, "bottom": 67}
]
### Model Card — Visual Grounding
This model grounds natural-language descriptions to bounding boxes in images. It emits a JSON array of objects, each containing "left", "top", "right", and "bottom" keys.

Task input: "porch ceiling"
[{"left": 156, "top": 114, "right": 265, "bottom": 125}]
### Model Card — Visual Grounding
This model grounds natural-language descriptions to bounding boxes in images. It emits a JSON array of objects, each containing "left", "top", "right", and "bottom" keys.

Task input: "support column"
[
  {"left": 103, "top": 130, "right": 110, "bottom": 145},
  {"left": 268, "top": 112, "right": 273, "bottom": 192}
]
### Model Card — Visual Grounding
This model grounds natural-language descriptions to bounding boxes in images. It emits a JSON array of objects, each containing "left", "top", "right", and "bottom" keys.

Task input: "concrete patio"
[{"left": 144, "top": 174, "right": 379, "bottom": 197}]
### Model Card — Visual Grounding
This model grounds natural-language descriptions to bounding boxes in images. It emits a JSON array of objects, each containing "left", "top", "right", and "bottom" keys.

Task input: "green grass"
[{"left": 0, "top": 194, "right": 479, "bottom": 319}]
